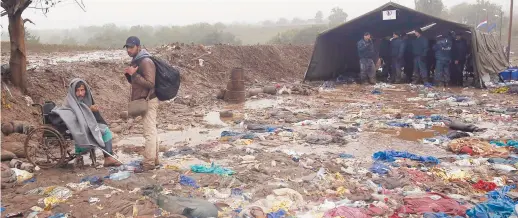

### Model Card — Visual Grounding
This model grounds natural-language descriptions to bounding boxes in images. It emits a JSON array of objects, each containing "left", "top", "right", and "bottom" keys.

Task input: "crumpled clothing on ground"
[
  {"left": 466, "top": 185, "right": 517, "bottom": 218},
  {"left": 432, "top": 168, "right": 471, "bottom": 181},
  {"left": 423, "top": 212, "right": 464, "bottom": 218},
  {"left": 472, "top": 180, "right": 497, "bottom": 192},
  {"left": 373, "top": 150, "right": 440, "bottom": 164},
  {"left": 323, "top": 205, "right": 386, "bottom": 218},
  {"left": 490, "top": 140, "right": 518, "bottom": 148},
  {"left": 391, "top": 193, "right": 468, "bottom": 217},
  {"left": 449, "top": 138, "right": 509, "bottom": 157}
]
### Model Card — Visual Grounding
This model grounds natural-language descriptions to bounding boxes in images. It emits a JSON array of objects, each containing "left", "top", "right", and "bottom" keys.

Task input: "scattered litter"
[
  {"left": 179, "top": 175, "right": 199, "bottom": 188},
  {"left": 109, "top": 171, "right": 131, "bottom": 181},
  {"left": 190, "top": 162, "right": 234, "bottom": 176},
  {"left": 373, "top": 150, "right": 440, "bottom": 164}
]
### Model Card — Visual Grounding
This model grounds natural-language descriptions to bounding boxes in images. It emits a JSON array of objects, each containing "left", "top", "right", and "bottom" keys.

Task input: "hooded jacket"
[{"left": 125, "top": 49, "right": 157, "bottom": 101}]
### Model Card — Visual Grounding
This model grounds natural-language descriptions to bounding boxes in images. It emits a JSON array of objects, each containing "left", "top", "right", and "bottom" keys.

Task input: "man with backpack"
[{"left": 123, "top": 36, "right": 159, "bottom": 171}]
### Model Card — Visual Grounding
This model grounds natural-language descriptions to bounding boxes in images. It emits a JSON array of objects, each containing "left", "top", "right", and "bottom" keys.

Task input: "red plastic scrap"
[
  {"left": 472, "top": 180, "right": 497, "bottom": 191},
  {"left": 390, "top": 193, "right": 468, "bottom": 218}
]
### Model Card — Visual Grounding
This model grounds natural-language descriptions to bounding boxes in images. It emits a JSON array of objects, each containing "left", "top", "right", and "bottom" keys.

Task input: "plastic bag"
[
  {"left": 179, "top": 175, "right": 199, "bottom": 188},
  {"left": 372, "top": 150, "right": 440, "bottom": 164},
  {"left": 109, "top": 171, "right": 131, "bottom": 181},
  {"left": 190, "top": 162, "right": 234, "bottom": 176},
  {"left": 466, "top": 185, "right": 517, "bottom": 218},
  {"left": 12, "top": 168, "right": 33, "bottom": 183},
  {"left": 369, "top": 162, "right": 390, "bottom": 175}
]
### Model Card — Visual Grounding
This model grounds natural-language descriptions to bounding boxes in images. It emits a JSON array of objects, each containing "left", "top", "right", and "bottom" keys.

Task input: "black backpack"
[{"left": 145, "top": 56, "right": 181, "bottom": 101}]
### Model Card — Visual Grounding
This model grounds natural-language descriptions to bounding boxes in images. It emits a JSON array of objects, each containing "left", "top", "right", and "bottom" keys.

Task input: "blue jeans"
[
  {"left": 413, "top": 56, "right": 428, "bottom": 82},
  {"left": 434, "top": 60, "right": 450, "bottom": 83}
]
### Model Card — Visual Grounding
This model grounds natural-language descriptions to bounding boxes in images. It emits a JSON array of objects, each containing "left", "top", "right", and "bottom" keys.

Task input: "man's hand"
[
  {"left": 455, "top": 60, "right": 459, "bottom": 64},
  {"left": 90, "top": 105, "right": 99, "bottom": 112},
  {"left": 125, "top": 66, "right": 139, "bottom": 76}
]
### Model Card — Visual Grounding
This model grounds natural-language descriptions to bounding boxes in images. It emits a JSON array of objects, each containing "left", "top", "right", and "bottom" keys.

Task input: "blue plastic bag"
[
  {"left": 466, "top": 185, "right": 517, "bottom": 218},
  {"left": 179, "top": 175, "right": 199, "bottom": 188},
  {"left": 267, "top": 209, "right": 286, "bottom": 218},
  {"left": 369, "top": 161, "right": 391, "bottom": 175},
  {"left": 372, "top": 150, "right": 440, "bottom": 164}
]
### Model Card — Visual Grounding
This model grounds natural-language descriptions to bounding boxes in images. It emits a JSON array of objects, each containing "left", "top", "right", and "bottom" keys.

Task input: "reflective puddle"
[
  {"left": 244, "top": 98, "right": 281, "bottom": 109},
  {"left": 117, "top": 127, "right": 226, "bottom": 147},
  {"left": 376, "top": 126, "right": 449, "bottom": 142}
]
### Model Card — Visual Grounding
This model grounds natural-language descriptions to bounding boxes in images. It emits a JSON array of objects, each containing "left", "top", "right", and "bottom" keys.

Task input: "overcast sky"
[{"left": 0, "top": 0, "right": 514, "bottom": 29}]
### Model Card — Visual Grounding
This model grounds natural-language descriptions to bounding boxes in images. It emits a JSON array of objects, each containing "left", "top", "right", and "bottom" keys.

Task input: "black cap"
[
  {"left": 123, "top": 36, "right": 140, "bottom": 48},
  {"left": 364, "top": 32, "right": 371, "bottom": 36}
]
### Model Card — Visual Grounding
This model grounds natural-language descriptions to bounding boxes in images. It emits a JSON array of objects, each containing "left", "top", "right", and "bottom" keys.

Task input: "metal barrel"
[{"left": 225, "top": 68, "right": 245, "bottom": 103}]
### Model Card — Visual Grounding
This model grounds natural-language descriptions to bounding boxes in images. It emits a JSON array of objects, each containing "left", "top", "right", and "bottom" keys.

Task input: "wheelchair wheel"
[{"left": 24, "top": 126, "right": 67, "bottom": 169}]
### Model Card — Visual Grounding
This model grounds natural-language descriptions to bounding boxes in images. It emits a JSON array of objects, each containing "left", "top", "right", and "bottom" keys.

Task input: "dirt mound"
[{"left": 1, "top": 44, "right": 312, "bottom": 127}]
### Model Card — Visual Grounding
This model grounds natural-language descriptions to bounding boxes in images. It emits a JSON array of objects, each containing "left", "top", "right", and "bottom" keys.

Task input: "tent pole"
[
  {"left": 507, "top": 0, "right": 514, "bottom": 64},
  {"left": 500, "top": 10, "right": 503, "bottom": 41}
]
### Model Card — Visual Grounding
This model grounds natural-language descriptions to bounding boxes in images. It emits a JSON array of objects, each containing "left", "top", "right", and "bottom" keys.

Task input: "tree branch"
[{"left": 23, "top": 18, "right": 35, "bottom": 25}]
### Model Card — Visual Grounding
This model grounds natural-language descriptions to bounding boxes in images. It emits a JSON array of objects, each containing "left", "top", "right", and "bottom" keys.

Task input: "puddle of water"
[
  {"left": 204, "top": 111, "right": 229, "bottom": 126},
  {"left": 117, "top": 127, "right": 226, "bottom": 147},
  {"left": 376, "top": 126, "right": 448, "bottom": 142},
  {"left": 28, "top": 50, "right": 127, "bottom": 69},
  {"left": 244, "top": 99, "right": 281, "bottom": 109}
]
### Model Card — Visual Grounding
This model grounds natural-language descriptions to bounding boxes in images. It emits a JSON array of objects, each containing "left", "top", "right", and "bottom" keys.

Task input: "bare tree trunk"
[{"left": 8, "top": 11, "right": 28, "bottom": 94}]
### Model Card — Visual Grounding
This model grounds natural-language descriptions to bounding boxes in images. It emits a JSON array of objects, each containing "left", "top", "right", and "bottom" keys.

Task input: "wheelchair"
[{"left": 23, "top": 101, "right": 97, "bottom": 169}]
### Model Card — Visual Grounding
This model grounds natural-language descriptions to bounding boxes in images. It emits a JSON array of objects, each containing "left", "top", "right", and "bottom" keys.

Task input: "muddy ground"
[{"left": 1, "top": 45, "right": 518, "bottom": 218}]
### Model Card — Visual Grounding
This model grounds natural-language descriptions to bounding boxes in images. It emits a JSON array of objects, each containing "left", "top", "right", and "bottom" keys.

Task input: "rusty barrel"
[{"left": 225, "top": 68, "right": 246, "bottom": 103}]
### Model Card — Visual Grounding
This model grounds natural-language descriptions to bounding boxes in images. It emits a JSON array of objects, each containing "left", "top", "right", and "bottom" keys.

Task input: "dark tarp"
[{"left": 304, "top": 2, "right": 507, "bottom": 87}]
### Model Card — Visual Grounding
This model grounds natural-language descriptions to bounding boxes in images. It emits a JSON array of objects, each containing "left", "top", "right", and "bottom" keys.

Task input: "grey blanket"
[{"left": 51, "top": 78, "right": 105, "bottom": 148}]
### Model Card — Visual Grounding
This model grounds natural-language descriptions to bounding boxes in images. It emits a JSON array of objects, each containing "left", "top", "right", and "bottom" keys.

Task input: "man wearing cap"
[
  {"left": 451, "top": 33, "right": 468, "bottom": 86},
  {"left": 357, "top": 32, "right": 377, "bottom": 85},
  {"left": 411, "top": 29, "right": 429, "bottom": 84},
  {"left": 432, "top": 34, "right": 452, "bottom": 87},
  {"left": 123, "top": 36, "right": 159, "bottom": 171}
]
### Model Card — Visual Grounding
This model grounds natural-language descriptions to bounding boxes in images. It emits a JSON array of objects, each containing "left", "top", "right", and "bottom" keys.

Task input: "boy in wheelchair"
[{"left": 51, "top": 78, "right": 121, "bottom": 167}]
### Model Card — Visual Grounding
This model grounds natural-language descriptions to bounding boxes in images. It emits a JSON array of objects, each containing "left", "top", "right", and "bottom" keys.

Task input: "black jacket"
[
  {"left": 357, "top": 39, "right": 376, "bottom": 59},
  {"left": 390, "top": 38, "right": 405, "bottom": 59},
  {"left": 412, "top": 36, "right": 429, "bottom": 57},
  {"left": 433, "top": 38, "right": 452, "bottom": 61},
  {"left": 452, "top": 39, "right": 468, "bottom": 61},
  {"left": 380, "top": 39, "right": 391, "bottom": 58}
]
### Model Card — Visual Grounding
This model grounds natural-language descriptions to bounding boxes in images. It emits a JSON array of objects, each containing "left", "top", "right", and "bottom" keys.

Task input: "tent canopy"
[{"left": 304, "top": 2, "right": 507, "bottom": 86}]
